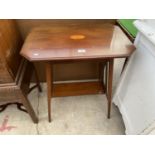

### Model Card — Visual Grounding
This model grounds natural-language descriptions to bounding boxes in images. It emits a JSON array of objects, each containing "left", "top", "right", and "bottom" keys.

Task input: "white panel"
[{"left": 113, "top": 20, "right": 155, "bottom": 134}]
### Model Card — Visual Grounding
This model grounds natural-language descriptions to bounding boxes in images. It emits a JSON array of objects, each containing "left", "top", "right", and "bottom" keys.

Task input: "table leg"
[
  {"left": 105, "top": 61, "right": 108, "bottom": 96},
  {"left": 107, "top": 59, "right": 114, "bottom": 119},
  {"left": 99, "top": 62, "right": 107, "bottom": 93},
  {"left": 21, "top": 90, "right": 38, "bottom": 123},
  {"left": 121, "top": 58, "right": 129, "bottom": 74},
  {"left": 46, "top": 62, "right": 53, "bottom": 122}
]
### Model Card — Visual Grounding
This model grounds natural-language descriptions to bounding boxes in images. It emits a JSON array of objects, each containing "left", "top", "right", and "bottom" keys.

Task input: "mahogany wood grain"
[
  {"left": 16, "top": 19, "right": 116, "bottom": 40},
  {"left": 33, "top": 61, "right": 99, "bottom": 81},
  {"left": 20, "top": 25, "right": 135, "bottom": 61},
  {"left": 16, "top": 20, "right": 116, "bottom": 82},
  {"left": 53, "top": 81, "right": 104, "bottom": 97},
  {"left": 20, "top": 23, "right": 135, "bottom": 121}
]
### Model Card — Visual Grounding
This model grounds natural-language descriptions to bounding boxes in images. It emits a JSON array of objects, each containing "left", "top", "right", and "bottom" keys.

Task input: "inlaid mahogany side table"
[{"left": 20, "top": 24, "right": 135, "bottom": 122}]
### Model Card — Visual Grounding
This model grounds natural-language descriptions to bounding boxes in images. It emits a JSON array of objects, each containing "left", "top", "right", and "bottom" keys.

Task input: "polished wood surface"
[
  {"left": 16, "top": 19, "right": 116, "bottom": 39},
  {"left": 16, "top": 20, "right": 116, "bottom": 82},
  {"left": 20, "top": 24, "right": 135, "bottom": 61}
]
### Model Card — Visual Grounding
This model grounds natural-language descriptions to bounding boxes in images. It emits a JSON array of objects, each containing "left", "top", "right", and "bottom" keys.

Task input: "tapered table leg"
[
  {"left": 105, "top": 61, "right": 108, "bottom": 96},
  {"left": 121, "top": 58, "right": 129, "bottom": 74},
  {"left": 21, "top": 91, "right": 38, "bottom": 123},
  {"left": 107, "top": 59, "right": 114, "bottom": 119},
  {"left": 46, "top": 62, "right": 53, "bottom": 122},
  {"left": 99, "top": 62, "right": 107, "bottom": 93}
]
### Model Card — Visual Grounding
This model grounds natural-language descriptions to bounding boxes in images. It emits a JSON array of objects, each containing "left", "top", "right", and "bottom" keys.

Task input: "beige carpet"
[{"left": 0, "top": 59, "right": 125, "bottom": 135}]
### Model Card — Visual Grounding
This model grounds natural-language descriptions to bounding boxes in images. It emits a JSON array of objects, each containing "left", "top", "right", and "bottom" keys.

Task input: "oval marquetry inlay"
[{"left": 70, "top": 34, "right": 85, "bottom": 40}]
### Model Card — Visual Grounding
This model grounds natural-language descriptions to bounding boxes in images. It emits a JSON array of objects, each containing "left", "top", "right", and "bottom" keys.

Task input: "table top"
[{"left": 20, "top": 24, "right": 135, "bottom": 61}]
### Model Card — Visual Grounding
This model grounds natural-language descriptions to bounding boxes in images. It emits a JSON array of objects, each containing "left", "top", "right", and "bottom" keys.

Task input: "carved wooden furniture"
[
  {"left": 0, "top": 20, "right": 41, "bottom": 123},
  {"left": 20, "top": 24, "right": 135, "bottom": 122}
]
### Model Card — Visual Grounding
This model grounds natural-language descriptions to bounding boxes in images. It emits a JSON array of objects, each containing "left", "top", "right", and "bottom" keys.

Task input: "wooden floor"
[{"left": 53, "top": 81, "right": 104, "bottom": 97}]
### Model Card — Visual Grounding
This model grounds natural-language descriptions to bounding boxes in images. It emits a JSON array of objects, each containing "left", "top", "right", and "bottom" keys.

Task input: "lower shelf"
[{"left": 53, "top": 81, "right": 104, "bottom": 97}]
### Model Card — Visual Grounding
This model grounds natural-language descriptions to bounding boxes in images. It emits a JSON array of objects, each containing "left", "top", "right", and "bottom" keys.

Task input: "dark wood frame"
[
  {"left": 45, "top": 59, "right": 113, "bottom": 122},
  {"left": 0, "top": 59, "right": 42, "bottom": 123}
]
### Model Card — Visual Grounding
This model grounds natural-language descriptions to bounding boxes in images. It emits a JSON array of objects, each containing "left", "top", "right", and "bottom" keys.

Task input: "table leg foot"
[
  {"left": 48, "top": 98, "right": 52, "bottom": 123},
  {"left": 107, "top": 103, "right": 111, "bottom": 119}
]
